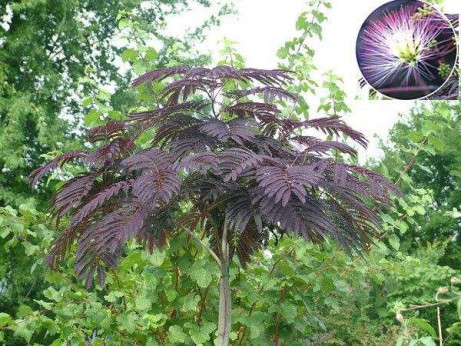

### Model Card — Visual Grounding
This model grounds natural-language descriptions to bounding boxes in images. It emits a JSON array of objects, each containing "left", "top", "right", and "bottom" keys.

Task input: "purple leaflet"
[
  {"left": 256, "top": 164, "right": 322, "bottom": 206},
  {"left": 29, "top": 151, "right": 88, "bottom": 186},
  {"left": 226, "top": 87, "right": 298, "bottom": 102},
  {"left": 69, "top": 180, "right": 133, "bottom": 229},
  {"left": 200, "top": 119, "right": 255, "bottom": 145},
  {"left": 224, "top": 102, "right": 280, "bottom": 119},
  {"left": 132, "top": 66, "right": 192, "bottom": 87},
  {"left": 217, "top": 148, "right": 264, "bottom": 182},
  {"left": 87, "top": 121, "right": 127, "bottom": 143},
  {"left": 303, "top": 117, "right": 368, "bottom": 148}
]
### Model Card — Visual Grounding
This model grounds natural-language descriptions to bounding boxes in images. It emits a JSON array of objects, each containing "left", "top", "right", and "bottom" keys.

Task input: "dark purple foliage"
[{"left": 30, "top": 66, "right": 397, "bottom": 288}]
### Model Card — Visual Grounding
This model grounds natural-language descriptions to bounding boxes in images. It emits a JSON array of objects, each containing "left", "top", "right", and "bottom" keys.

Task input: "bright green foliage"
[
  {"left": 393, "top": 274, "right": 461, "bottom": 346},
  {"left": 0, "top": 204, "right": 222, "bottom": 344},
  {"left": 365, "top": 101, "right": 461, "bottom": 345},
  {"left": 277, "top": 0, "right": 350, "bottom": 122},
  {"left": 377, "top": 102, "right": 461, "bottom": 268},
  {"left": 0, "top": 205, "right": 53, "bottom": 318}
]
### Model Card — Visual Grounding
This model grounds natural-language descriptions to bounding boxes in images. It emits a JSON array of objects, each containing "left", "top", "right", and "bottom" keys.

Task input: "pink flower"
[{"left": 357, "top": 1, "right": 456, "bottom": 94}]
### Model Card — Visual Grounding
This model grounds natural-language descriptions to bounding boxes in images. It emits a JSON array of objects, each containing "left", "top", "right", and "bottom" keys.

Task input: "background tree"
[
  {"left": 0, "top": 0, "right": 231, "bottom": 207},
  {"left": 376, "top": 102, "right": 461, "bottom": 268}
]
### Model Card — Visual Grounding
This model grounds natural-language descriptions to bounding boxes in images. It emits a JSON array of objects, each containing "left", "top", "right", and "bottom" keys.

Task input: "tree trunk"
[
  {"left": 217, "top": 223, "right": 231, "bottom": 346},
  {"left": 218, "top": 262, "right": 231, "bottom": 345}
]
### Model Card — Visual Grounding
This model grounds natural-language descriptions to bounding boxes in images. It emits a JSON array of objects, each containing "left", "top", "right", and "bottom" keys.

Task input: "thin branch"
[
  {"left": 273, "top": 286, "right": 287, "bottom": 345},
  {"left": 221, "top": 216, "right": 229, "bottom": 262},
  {"left": 197, "top": 284, "right": 211, "bottom": 323},
  {"left": 437, "top": 307, "right": 443, "bottom": 346},
  {"left": 237, "top": 249, "right": 294, "bottom": 345},
  {"left": 24, "top": 278, "right": 38, "bottom": 299},
  {"left": 394, "top": 137, "right": 428, "bottom": 186},
  {"left": 184, "top": 228, "right": 222, "bottom": 267},
  {"left": 399, "top": 296, "right": 459, "bottom": 312},
  {"left": 295, "top": 0, "right": 322, "bottom": 55}
]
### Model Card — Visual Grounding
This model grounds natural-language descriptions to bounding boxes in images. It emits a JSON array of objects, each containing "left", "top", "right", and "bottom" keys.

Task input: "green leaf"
[
  {"left": 414, "top": 206, "right": 426, "bottom": 215},
  {"left": 295, "top": 12, "right": 307, "bottom": 30},
  {"left": 417, "top": 163, "right": 433, "bottom": 175},
  {"left": 12, "top": 220, "right": 25, "bottom": 233},
  {"left": 277, "top": 47, "right": 288, "bottom": 59},
  {"left": 389, "top": 234, "right": 400, "bottom": 250},
  {"left": 308, "top": 22, "right": 323, "bottom": 39},
  {"left": 144, "top": 313, "right": 167, "bottom": 329},
  {"left": 419, "top": 336, "right": 436, "bottom": 346},
  {"left": 187, "top": 322, "right": 216, "bottom": 344},
  {"left": 165, "top": 289, "right": 177, "bottom": 302},
  {"left": 13, "top": 322, "right": 33, "bottom": 343},
  {"left": 104, "top": 291, "right": 124, "bottom": 303},
  {"left": 135, "top": 296, "right": 151, "bottom": 311},
  {"left": 82, "top": 97, "right": 93, "bottom": 107},
  {"left": 84, "top": 110, "right": 100, "bottom": 127},
  {"left": 108, "top": 110, "right": 123, "bottom": 120},
  {"left": 280, "top": 303, "right": 297, "bottom": 323},
  {"left": 23, "top": 241, "right": 39, "bottom": 256},
  {"left": 18, "top": 203, "right": 37, "bottom": 221},
  {"left": 145, "top": 47, "right": 157, "bottom": 60},
  {"left": 117, "top": 312, "right": 138, "bottom": 333},
  {"left": 34, "top": 299, "right": 53, "bottom": 310},
  {"left": 189, "top": 267, "right": 213, "bottom": 288},
  {"left": 146, "top": 337, "right": 160, "bottom": 346},
  {"left": 43, "top": 287, "right": 64, "bottom": 302},
  {"left": 0, "top": 227, "right": 10, "bottom": 239},
  {"left": 396, "top": 220, "right": 409, "bottom": 234},
  {"left": 381, "top": 214, "right": 394, "bottom": 225},
  {"left": 313, "top": 10, "right": 326, "bottom": 23},
  {"left": 121, "top": 48, "right": 138, "bottom": 62},
  {"left": 121, "top": 250, "right": 146, "bottom": 270},
  {"left": 118, "top": 19, "right": 130, "bottom": 29},
  {"left": 0, "top": 313, "right": 12, "bottom": 328},
  {"left": 145, "top": 250, "right": 166, "bottom": 267},
  {"left": 182, "top": 295, "right": 200, "bottom": 312},
  {"left": 428, "top": 137, "right": 445, "bottom": 152},
  {"left": 278, "top": 260, "right": 295, "bottom": 276},
  {"left": 3, "top": 206, "right": 18, "bottom": 217},
  {"left": 407, "top": 318, "right": 436, "bottom": 337},
  {"left": 135, "top": 130, "right": 156, "bottom": 147},
  {"left": 133, "top": 61, "right": 148, "bottom": 74},
  {"left": 250, "top": 324, "right": 263, "bottom": 339},
  {"left": 189, "top": 329, "right": 207, "bottom": 344},
  {"left": 168, "top": 325, "right": 188, "bottom": 344},
  {"left": 408, "top": 131, "right": 423, "bottom": 142}
]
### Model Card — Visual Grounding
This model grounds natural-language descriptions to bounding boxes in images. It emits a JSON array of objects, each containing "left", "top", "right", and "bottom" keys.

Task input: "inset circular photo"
[{"left": 356, "top": 0, "right": 458, "bottom": 100}]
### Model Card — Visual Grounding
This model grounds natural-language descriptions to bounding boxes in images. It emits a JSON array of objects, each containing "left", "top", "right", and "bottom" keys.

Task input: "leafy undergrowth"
[{"left": 1, "top": 205, "right": 459, "bottom": 345}]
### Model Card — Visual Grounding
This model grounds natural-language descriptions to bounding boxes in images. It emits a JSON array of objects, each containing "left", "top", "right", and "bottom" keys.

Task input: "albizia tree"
[{"left": 30, "top": 66, "right": 397, "bottom": 345}]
